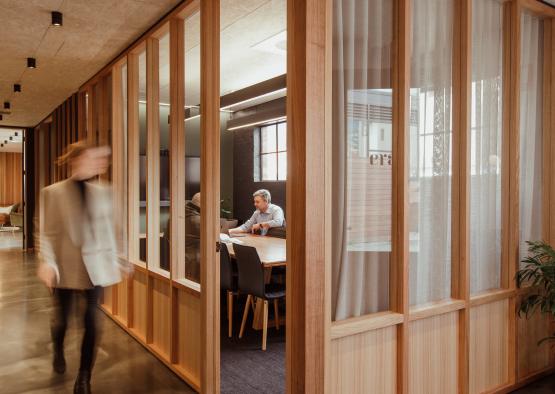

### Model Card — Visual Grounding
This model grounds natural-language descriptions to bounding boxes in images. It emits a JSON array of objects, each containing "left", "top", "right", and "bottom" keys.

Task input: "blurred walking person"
[{"left": 37, "top": 141, "right": 129, "bottom": 394}]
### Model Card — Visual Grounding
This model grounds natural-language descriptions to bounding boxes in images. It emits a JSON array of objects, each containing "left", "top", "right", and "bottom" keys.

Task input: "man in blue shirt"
[{"left": 229, "top": 189, "right": 284, "bottom": 235}]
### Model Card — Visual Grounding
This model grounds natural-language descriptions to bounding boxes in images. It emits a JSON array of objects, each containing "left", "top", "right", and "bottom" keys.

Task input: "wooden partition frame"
[
  {"left": 321, "top": 1, "right": 555, "bottom": 394},
  {"left": 63, "top": 0, "right": 555, "bottom": 392}
]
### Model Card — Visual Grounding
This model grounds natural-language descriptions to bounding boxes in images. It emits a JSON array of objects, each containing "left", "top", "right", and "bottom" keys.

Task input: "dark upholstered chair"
[
  {"left": 234, "top": 244, "right": 285, "bottom": 350},
  {"left": 220, "top": 245, "right": 237, "bottom": 337}
]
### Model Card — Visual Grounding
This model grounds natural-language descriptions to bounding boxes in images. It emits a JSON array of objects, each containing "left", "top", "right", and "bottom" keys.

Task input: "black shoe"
[
  {"left": 74, "top": 371, "right": 91, "bottom": 394},
  {"left": 52, "top": 350, "right": 66, "bottom": 374}
]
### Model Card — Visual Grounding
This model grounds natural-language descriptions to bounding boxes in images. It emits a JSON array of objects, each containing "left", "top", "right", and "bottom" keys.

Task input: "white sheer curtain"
[
  {"left": 470, "top": 0, "right": 503, "bottom": 295},
  {"left": 409, "top": 0, "right": 454, "bottom": 306},
  {"left": 519, "top": 12, "right": 544, "bottom": 265},
  {"left": 332, "top": 0, "right": 393, "bottom": 320}
]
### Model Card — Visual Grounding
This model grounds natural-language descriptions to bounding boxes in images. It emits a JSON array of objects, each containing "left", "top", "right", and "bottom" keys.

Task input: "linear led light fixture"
[
  {"left": 185, "top": 114, "right": 201, "bottom": 122},
  {"left": 227, "top": 116, "right": 286, "bottom": 131},
  {"left": 220, "top": 88, "right": 287, "bottom": 111}
]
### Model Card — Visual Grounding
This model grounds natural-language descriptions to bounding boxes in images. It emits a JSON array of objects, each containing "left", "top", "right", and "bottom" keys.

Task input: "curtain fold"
[
  {"left": 408, "top": 0, "right": 454, "bottom": 306},
  {"left": 519, "top": 13, "right": 544, "bottom": 265},
  {"left": 332, "top": 0, "right": 392, "bottom": 320},
  {"left": 470, "top": 0, "right": 503, "bottom": 295}
]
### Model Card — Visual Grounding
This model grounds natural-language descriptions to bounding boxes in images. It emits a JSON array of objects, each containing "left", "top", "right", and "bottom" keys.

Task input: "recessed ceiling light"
[
  {"left": 4, "top": 102, "right": 10, "bottom": 110},
  {"left": 27, "top": 58, "right": 36, "bottom": 68},
  {"left": 51, "top": 11, "right": 63, "bottom": 26},
  {"left": 251, "top": 30, "right": 287, "bottom": 55},
  {"left": 13, "top": 84, "right": 21, "bottom": 93}
]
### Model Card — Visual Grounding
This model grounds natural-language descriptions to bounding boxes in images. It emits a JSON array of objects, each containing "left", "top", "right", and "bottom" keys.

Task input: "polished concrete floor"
[{"left": 0, "top": 245, "right": 195, "bottom": 393}]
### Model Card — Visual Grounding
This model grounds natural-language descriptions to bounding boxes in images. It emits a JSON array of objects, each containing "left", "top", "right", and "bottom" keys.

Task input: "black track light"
[
  {"left": 13, "top": 84, "right": 21, "bottom": 93},
  {"left": 4, "top": 140, "right": 7, "bottom": 144},
  {"left": 9, "top": 136, "right": 13, "bottom": 141},
  {"left": 0, "top": 115, "right": 3, "bottom": 121},
  {"left": 27, "top": 57, "right": 36, "bottom": 68},
  {"left": 14, "top": 132, "right": 18, "bottom": 136},
  {"left": 51, "top": 11, "right": 63, "bottom": 26},
  {"left": 1, "top": 144, "right": 3, "bottom": 148},
  {"left": 4, "top": 102, "right": 10, "bottom": 110}
]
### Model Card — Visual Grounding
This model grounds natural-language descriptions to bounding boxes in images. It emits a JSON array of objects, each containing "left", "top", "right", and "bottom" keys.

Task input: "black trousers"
[{"left": 51, "top": 287, "right": 101, "bottom": 373}]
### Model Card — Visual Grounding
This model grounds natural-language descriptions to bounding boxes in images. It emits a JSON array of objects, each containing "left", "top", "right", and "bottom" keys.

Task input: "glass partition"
[
  {"left": 331, "top": 0, "right": 393, "bottom": 320},
  {"left": 138, "top": 49, "right": 148, "bottom": 263},
  {"left": 183, "top": 11, "right": 202, "bottom": 284},
  {"left": 519, "top": 12, "right": 544, "bottom": 266},
  {"left": 159, "top": 32, "right": 171, "bottom": 272},
  {"left": 409, "top": 0, "right": 454, "bottom": 306},
  {"left": 469, "top": 0, "right": 503, "bottom": 295}
]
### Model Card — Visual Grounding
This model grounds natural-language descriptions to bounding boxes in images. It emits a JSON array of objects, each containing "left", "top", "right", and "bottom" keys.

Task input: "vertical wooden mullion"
[
  {"left": 146, "top": 37, "right": 160, "bottom": 344},
  {"left": 201, "top": 0, "right": 220, "bottom": 391},
  {"left": 127, "top": 52, "right": 140, "bottom": 329},
  {"left": 505, "top": 0, "right": 521, "bottom": 386},
  {"left": 169, "top": 17, "right": 185, "bottom": 364},
  {"left": 549, "top": 18, "right": 555, "bottom": 250},
  {"left": 543, "top": 17, "right": 555, "bottom": 368},
  {"left": 112, "top": 65, "right": 123, "bottom": 317},
  {"left": 87, "top": 86, "right": 95, "bottom": 146},
  {"left": 78, "top": 92, "right": 85, "bottom": 142},
  {"left": 542, "top": 19, "right": 552, "bottom": 253},
  {"left": 452, "top": 1, "right": 472, "bottom": 393},
  {"left": 287, "top": 0, "right": 326, "bottom": 392},
  {"left": 391, "top": 0, "right": 411, "bottom": 393}
]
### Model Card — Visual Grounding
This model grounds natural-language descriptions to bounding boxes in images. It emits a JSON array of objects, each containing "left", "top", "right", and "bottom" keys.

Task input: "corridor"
[{"left": 0, "top": 244, "right": 194, "bottom": 394}]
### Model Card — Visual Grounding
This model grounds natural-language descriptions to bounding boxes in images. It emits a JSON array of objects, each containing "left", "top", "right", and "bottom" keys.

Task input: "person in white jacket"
[{"left": 37, "top": 141, "right": 130, "bottom": 394}]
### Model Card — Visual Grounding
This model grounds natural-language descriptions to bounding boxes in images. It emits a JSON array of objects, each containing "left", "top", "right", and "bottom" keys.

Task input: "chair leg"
[
  {"left": 273, "top": 299, "right": 279, "bottom": 330},
  {"left": 227, "top": 291, "right": 233, "bottom": 338},
  {"left": 239, "top": 295, "right": 252, "bottom": 338},
  {"left": 262, "top": 300, "right": 268, "bottom": 351}
]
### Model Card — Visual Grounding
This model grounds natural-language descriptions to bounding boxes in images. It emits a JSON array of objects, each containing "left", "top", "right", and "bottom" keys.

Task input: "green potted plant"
[
  {"left": 516, "top": 240, "right": 555, "bottom": 345},
  {"left": 220, "top": 198, "right": 237, "bottom": 232}
]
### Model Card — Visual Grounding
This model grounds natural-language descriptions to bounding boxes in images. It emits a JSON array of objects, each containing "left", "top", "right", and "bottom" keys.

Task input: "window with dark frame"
[{"left": 255, "top": 121, "right": 287, "bottom": 181}]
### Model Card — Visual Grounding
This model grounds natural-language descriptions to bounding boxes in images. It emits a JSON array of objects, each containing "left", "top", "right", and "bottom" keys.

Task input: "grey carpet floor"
[{"left": 220, "top": 295, "right": 285, "bottom": 394}]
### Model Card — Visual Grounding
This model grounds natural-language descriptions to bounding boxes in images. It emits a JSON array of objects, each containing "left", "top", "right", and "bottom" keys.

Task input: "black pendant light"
[
  {"left": 27, "top": 57, "right": 36, "bottom": 68},
  {"left": 13, "top": 84, "right": 21, "bottom": 93},
  {"left": 51, "top": 11, "right": 63, "bottom": 26},
  {"left": 4, "top": 102, "right": 10, "bottom": 110}
]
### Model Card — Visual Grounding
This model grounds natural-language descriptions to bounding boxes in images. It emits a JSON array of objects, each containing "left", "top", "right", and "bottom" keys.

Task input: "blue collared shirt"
[{"left": 239, "top": 203, "right": 285, "bottom": 232}]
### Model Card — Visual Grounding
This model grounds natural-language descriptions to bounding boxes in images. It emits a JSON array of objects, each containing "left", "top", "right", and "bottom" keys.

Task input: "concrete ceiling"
[
  {"left": 0, "top": 0, "right": 182, "bottom": 127},
  {"left": 143, "top": 0, "right": 287, "bottom": 106},
  {"left": 0, "top": 128, "right": 24, "bottom": 152}
]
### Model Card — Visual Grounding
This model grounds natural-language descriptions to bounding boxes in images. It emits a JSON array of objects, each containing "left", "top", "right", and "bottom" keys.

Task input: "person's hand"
[
  {"left": 260, "top": 222, "right": 270, "bottom": 230},
  {"left": 37, "top": 263, "right": 56, "bottom": 290},
  {"left": 252, "top": 223, "right": 261, "bottom": 233}
]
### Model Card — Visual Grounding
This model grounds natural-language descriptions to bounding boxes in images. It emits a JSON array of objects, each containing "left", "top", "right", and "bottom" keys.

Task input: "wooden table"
[
  {"left": 225, "top": 234, "right": 286, "bottom": 267},
  {"left": 225, "top": 234, "right": 286, "bottom": 330}
]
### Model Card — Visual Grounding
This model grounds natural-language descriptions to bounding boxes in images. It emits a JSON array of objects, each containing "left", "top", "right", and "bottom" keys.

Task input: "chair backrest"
[
  {"left": 233, "top": 244, "right": 266, "bottom": 298},
  {"left": 220, "top": 244, "right": 234, "bottom": 290},
  {"left": 267, "top": 226, "right": 286, "bottom": 239}
]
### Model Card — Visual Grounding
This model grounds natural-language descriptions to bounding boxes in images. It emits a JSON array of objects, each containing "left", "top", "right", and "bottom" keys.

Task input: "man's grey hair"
[{"left": 253, "top": 189, "right": 271, "bottom": 203}]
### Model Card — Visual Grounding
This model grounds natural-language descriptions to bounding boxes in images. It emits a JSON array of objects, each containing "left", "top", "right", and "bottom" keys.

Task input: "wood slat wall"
[{"left": 0, "top": 152, "right": 22, "bottom": 206}]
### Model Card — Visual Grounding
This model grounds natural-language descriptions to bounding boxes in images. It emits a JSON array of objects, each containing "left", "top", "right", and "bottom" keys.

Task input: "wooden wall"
[{"left": 0, "top": 152, "right": 22, "bottom": 206}]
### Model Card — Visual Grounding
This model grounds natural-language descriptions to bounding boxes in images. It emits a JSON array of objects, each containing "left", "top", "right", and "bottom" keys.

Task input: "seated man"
[{"left": 229, "top": 189, "right": 284, "bottom": 236}]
